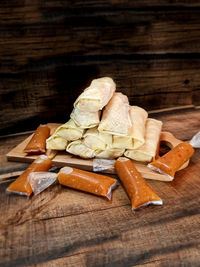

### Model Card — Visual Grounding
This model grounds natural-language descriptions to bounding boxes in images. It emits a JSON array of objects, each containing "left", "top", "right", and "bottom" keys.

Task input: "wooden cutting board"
[{"left": 6, "top": 124, "right": 185, "bottom": 182}]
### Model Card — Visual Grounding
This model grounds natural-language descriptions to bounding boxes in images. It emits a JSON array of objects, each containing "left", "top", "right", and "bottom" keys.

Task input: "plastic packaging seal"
[
  {"left": 28, "top": 172, "right": 57, "bottom": 195},
  {"left": 106, "top": 180, "right": 118, "bottom": 200},
  {"left": 93, "top": 158, "right": 115, "bottom": 172},
  {"left": 189, "top": 131, "right": 200, "bottom": 148}
]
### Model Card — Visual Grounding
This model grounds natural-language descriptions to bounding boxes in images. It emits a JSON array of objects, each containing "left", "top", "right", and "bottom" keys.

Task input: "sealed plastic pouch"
[
  {"left": 28, "top": 172, "right": 57, "bottom": 195},
  {"left": 148, "top": 142, "right": 194, "bottom": 181},
  {"left": 24, "top": 125, "right": 50, "bottom": 155},
  {"left": 93, "top": 158, "right": 115, "bottom": 173},
  {"left": 57, "top": 166, "right": 118, "bottom": 200},
  {"left": 6, "top": 155, "right": 52, "bottom": 196},
  {"left": 115, "top": 157, "right": 163, "bottom": 210}
]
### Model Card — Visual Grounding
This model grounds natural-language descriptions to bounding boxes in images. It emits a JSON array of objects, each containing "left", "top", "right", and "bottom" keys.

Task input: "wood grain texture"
[
  {"left": 0, "top": 154, "right": 199, "bottom": 266},
  {"left": 0, "top": 109, "right": 200, "bottom": 266},
  {"left": 1, "top": 58, "right": 200, "bottom": 135},
  {"left": 1, "top": 1, "right": 200, "bottom": 134},
  {"left": 1, "top": 8, "right": 200, "bottom": 58}
]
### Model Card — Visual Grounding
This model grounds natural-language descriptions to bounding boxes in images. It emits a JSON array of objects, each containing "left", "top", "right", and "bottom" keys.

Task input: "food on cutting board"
[
  {"left": 83, "top": 127, "right": 112, "bottom": 150},
  {"left": 148, "top": 142, "right": 194, "bottom": 180},
  {"left": 74, "top": 77, "right": 116, "bottom": 112},
  {"left": 71, "top": 76, "right": 116, "bottom": 129},
  {"left": 112, "top": 106, "right": 148, "bottom": 150},
  {"left": 98, "top": 92, "right": 131, "bottom": 136},
  {"left": 124, "top": 118, "right": 162, "bottom": 162},
  {"left": 46, "top": 77, "right": 163, "bottom": 161},
  {"left": 24, "top": 125, "right": 50, "bottom": 154},
  {"left": 66, "top": 140, "right": 96, "bottom": 159},
  {"left": 70, "top": 108, "right": 101, "bottom": 129},
  {"left": 115, "top": 157, "right": 163, "bottom": 210},
  {"left": 7, "top": 155, "right": 52, "bottom": 196},
  {"left": 46, "top": 133, "right": 68, "bottom": 150},
  {"left": 95, "top": 147, "right": 125, "bottom": 159},
  {"left": 53, "top": 119, "right": 85, "bottom": 141},
  {"left": 6, "top": 76, "right": 196, "bottom": 212},
  {"left": 46, "top": 118, "right": 86, "bottom": 150},
  {"left": 57, "top": 166, "right": 118, "bottom": 200}
]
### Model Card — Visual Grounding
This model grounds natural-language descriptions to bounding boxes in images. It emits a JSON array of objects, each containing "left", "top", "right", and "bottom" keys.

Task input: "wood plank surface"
[
  {"left": 0, "top": 153, "right": 199, "bottom": 266},
  {"left": 1, "top": 58, "right": 200, "bottom": 135},
  {"left": 1, "top": 8, "right": 200, "bottom": 58},
  {"left": 1, "top": 1, "right": 200, "bottom": 134},
  {"left": 0, "top": 108, "right": 200, "bottom": 266}
]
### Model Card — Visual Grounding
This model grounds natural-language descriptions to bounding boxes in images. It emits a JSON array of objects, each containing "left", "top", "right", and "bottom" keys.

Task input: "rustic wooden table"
[{"left": 0, "top": 108, "right": 200, "bottom": 266}]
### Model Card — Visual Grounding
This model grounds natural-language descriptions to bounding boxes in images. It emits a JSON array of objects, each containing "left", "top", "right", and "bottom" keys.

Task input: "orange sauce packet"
[
  {"left": 148, "top": 142, "right": 194, "bottom": 180},
  {"left": 58, "top": 166, "right": 117, "bottom": 200},
  {"left": 115, "top": 157, "right": 162, "bottom": 210},
  {"left": 7, "top": 155, "right": 52, "bottom": 196},
  {"left": 24, "top": 125, "right": 50, "bottom": 155}
]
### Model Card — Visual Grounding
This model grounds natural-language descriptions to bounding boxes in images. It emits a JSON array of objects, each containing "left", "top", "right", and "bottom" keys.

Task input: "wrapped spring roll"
[
  {"left": 83, "top": 127, "right": 112, "bottom": 150},
  {"left": 24, "top": 125, "right": 50, "bottom": 154},
  {"left": 112, "top": 106, "right": 148, "bottom": 149},
  {"left": 54, "top": 119, "right": 84, "bottom": 141},
  {"left": 74, "top": 77, "right": 116, "bottom": 112},
  {"left": 66, "top": 140, "right": 96, "bottom": 159},
  {"left": 70, "top": 108, "right": 100, "bottom": 129},
  {"left": 98, "top": 92, "right": 131, "bottom": 136},
  {"left": 46, "top": 134, "right": 68, "bottom": 150},
  {"left": 6, "top": 155, "right": 52, "bottom": 196},
  {"left": 124, "top": 118, "right": 162, "bottom": 162},
  {"left": 115, "top": 157, "right": 163, "bottom": 210},
  {"left": 58, "top": 166, "right": 118, "bottom": 200},
  {"left": 95, "top": 148, "right": 125, "bottom": 159}
]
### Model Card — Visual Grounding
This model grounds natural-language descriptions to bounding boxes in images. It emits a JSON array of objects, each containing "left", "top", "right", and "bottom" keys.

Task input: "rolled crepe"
[
  {"left": 112, "top": 136, "right": 133, "bottom": 150},
  {"left": 70, "top": 108, "right": 100, "bottom": 129},
  {"left": 54, "top": 119, "right": 84, "bottom": 141},
  {"left": 83, "top": 127, "right": 112, "bottom": 150},
  {"left": 66, "top": 140, "right": 96, "bottom": 159},
  {"left": 95, "top": 148, "right": 125, "bottom": 159},
  {"left": 46, "top": 134, "right": 68, "bottom": 150},
  {"left": 124, "top": 118, "right": 162, "bottom": 162},
  {"left": 74, "top": 77, "right": 116, "bottom": 112},
  {"left": 112, "top": 106, "right": 148, "bottom": 149},
  {"left": 98, "top": 92, "right": 131, "bottom": 136}
]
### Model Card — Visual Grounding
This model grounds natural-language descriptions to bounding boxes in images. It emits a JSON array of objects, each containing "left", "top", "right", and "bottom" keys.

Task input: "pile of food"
[
  {"left": 46, "top": 77, "right": 162, "bottom": 162},
  {"left": 6, "top": 77, "right": 196, "bottom": 210}
]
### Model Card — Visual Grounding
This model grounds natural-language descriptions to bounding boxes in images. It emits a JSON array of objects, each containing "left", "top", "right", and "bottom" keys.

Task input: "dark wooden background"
[{"left": 1, "top": 1, "right": 200, "bottom": 135}]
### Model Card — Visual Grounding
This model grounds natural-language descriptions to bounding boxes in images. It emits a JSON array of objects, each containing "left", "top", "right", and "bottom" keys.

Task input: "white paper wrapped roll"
[
  {"left": 54, "top": 119, "right": 84, "bottom": 141},
  {"left": 112, "top": 106, "right": 148, "bottom": 149},
  {"left": 46, "top": 134, "right": 68, "bottom": 150},
  {"left": 124, "top": 118, "right": 162, "bottom": 162},
  {"left": 74, "top": 77, "right": 116, "bottom": 112},
  {"left": 70, "top": 108, "right": 100, "bottom": 129},
  {"left": 95, "top": 148, "right": 125, "bottom": 159},
  {"left": 66, "top": 140, "right": 96, "bottom": 159},
  {"left": 83, "top": 127, "right": 112, "bottom": 150},
  {"left": 98, "top": 92, "right": 131, "bottom": 136}
]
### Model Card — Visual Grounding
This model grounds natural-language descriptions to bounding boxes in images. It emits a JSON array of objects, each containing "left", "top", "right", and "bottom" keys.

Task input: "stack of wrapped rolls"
[{"left": 46, "top": 77, "right": 162, "bottom": 162}]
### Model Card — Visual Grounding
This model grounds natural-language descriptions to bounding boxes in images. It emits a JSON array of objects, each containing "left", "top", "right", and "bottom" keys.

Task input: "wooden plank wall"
[{"left": 1, "top": 1, "right": 200, "bottom": 134}]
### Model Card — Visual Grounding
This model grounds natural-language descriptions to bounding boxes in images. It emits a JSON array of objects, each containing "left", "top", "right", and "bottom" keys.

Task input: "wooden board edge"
[{"left": 6, "top": 127, "right": 175, "bottom": 182}]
